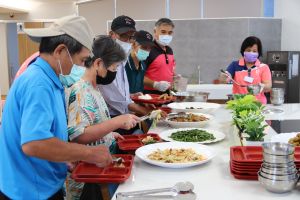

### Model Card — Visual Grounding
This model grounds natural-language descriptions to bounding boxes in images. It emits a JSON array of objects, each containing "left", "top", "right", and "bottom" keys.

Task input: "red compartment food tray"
[
  {"left": 131, "top": 94, "right": 176, "bottom": 105},
  {"left": 117, "top": 133, "right": 161, "bottom": 151},
  {"left": 156, "top": 106, "right": 172, "bottom": 114},
  {"left": 231, "top": 162, "right": 260, "bottom": 172},
  {"left": 230, "top": 166, "right": 258, "bottom": 180},
  {"left": 71, "top": 154, "right": 134, "bottom": 183},
  {"left": 230, "top": 146, "right": 300, "bottom": 164}
]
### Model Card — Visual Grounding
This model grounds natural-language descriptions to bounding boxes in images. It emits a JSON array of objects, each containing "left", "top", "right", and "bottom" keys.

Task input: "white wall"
[
  {"left": 79, "top": 0, "right": 264, "bottom": 35},
  {"left": 170, "top": 0, "right": 202, "bottom": 19},
  {"left": 205, "top": 0, "right": 263, "bottom": 18},
  {"left": 274, "top": 0, "right": 300, "bottom": 51},
  {"left": 0, "top": 0, "right": 266, "bottom": 33},
  {"left": 117, "top": 0, "right": 165, "bottom": 20},
  {"left": 0, "top": 0, "right": 76, "bottom": 20},
  {"left": 0, "top": 23, "right": 10, "bottom": 95},
  {"left": 78, "top": 0, "right": 114, "bottom": 35}
]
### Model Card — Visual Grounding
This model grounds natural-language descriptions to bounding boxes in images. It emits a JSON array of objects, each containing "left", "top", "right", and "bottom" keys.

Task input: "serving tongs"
[
  {"left": 139, "top": 110, "right": 162, "bottom": 121},
  {"left": 220, "top": 69, "right": 249, "bottom": 87},
  {"left": 220, "top": 69, "right": 263, "bottom": 94},
  {"left": 116, "top": 182, "right": 196, "bottom": 200}
]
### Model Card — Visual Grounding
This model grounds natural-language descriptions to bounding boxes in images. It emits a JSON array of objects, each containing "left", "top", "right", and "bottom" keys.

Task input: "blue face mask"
[
  {"left": 58, "top": 48, "right": 86, "bottom": 87},
  {"left": 136, "top": 48, "right": 150, "bottom": 61},
  {"left": 59, "top": 63, "right": 86, "bottom": 87}
]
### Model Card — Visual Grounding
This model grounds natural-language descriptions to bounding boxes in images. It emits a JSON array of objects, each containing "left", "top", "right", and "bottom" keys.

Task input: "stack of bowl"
[{"left": 258, "top": 142, "right": 299, "bottom": 193}]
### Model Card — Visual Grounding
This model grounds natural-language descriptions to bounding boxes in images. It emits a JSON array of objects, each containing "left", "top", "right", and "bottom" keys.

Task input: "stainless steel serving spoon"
[{"left": 116, "top": 181, "right": 197, "bottom": 200}]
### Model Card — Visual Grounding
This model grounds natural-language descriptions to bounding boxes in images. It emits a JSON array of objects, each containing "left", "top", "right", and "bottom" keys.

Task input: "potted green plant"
[
  {"left": 234, "top": 110, "right": 268, "bottom": 145},
  {"left": 226, "top": 94, "right": 266, "bottom": 146}
]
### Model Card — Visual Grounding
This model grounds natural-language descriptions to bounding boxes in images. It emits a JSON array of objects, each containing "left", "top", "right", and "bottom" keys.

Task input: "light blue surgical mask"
[
  {"left": 58, "top": 48, "right": 86, "bottom": 87},
  {"left": 158, "top": 35, "right": 173, "bottom": 46},
  {"left": 58, "top": 61, "right": 86, "bottom": 87},
  {"left": 136, "top": 48, "right": 150, "bottom": 61}
]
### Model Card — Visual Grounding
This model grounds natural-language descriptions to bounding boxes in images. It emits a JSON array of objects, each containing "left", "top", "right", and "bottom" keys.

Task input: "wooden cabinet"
[{"left": 18, "top": 22, "right": 43, "bottom": 66}]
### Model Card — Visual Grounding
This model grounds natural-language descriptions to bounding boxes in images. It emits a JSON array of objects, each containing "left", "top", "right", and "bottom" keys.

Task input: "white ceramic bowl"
[{"left": 167, "top": 102, "right": 221, "bottom": 114}]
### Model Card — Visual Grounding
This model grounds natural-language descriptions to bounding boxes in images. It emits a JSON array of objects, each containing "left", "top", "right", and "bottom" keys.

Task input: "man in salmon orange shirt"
[{"left": 144, "top": 18, "right": 176, "bottom": 95}]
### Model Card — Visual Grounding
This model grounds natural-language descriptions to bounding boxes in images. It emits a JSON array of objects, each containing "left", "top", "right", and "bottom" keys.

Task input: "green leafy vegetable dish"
[{"left": 169, "top": 129, "right": 216, "bottom": 142}]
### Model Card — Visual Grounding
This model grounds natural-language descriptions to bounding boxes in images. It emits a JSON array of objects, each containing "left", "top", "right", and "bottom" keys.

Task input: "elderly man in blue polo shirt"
[{"left": 0, "top": 16, "right": 113, "bottom": 200}]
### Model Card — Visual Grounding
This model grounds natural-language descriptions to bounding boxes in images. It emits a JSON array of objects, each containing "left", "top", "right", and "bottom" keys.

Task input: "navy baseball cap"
[
  {"left": 135, "top": 30, "right": 154, "bottom": 46},
  {"left": 111, "top": 15, "right": 136, "bottom": 34}
]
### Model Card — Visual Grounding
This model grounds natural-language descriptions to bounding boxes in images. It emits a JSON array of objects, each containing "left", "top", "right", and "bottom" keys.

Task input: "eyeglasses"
[{"left": 119, "top": 34, "right": 135, "bottom": 42}]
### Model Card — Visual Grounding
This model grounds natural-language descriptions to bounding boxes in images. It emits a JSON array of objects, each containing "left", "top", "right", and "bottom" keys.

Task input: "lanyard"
[{"left": 247, "top": 66, "right": 256, "bottom": 77}]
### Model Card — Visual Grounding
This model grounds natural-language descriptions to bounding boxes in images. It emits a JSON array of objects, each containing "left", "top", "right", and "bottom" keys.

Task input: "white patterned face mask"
[
  {"left": 158, "top": 35, "right": 173, "bottom": 46},
  {"left": 116, "top": 39, "right": 132, "bottom": 56}
]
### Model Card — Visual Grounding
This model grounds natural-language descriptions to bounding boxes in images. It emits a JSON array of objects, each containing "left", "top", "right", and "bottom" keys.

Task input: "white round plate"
[
  {"left": 167, "top": 102, "right": 220, "bottom": 114},
  {"left": 158, "top": 127, "right": 225, "bottom": 144},
  {"left": 135, "top": 142, "right": 216, "bottom": 168},
  {"left": 165, "top": 113, "right": 213, "bottom": 128},
  {"left": 271, "top": 132, "right": 298, "bottom": 143}
]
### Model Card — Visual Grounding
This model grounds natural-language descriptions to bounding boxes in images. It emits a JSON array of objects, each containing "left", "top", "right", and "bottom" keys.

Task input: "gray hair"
[
  {"left": 84, "top": 35, "right": 125, "bottom": 68},
  {"left": 155, "top": 18, "right": 175, "bottom": 28}
]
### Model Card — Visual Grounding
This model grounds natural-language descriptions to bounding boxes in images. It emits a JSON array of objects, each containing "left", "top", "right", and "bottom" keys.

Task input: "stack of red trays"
[
  {"left": 71, "top": 154, "right": 134, "bottom": 183},
  {"left": 230, "top": 146, "right": 300, "bottom": 180}
]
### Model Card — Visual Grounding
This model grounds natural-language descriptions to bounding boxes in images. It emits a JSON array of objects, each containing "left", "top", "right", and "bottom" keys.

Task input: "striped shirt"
[{"left": 65, "top": 79, "right": 116, "bottom": 199}]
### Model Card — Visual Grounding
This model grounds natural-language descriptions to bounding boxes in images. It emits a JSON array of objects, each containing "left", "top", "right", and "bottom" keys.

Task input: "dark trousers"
[
  {"left": 79, "top": 183, "right": 103, "bottom": 200},
  {"left": 0, "top": 189, "right": 64, "bottom": 200}
]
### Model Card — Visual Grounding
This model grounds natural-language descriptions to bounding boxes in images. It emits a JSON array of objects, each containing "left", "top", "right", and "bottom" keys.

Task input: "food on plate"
[
  {"left": 149, "top": 109, "right": 163, "bottom": 127},
  {"left": 288, "top": 133, "right": 300, "bottom": 146},
  {"left": 169, "top": 113, "right": 208, "bottom": 122},
  {"left": 113, "top": 162, "right": 125, "bottom": 168},
  {"left": 169, "top": 129, "right": 216, "bottom": 142},
  {"left": 147, "top": 148, "right": 206, "bottom": 163},
  {"left": 141, "top": 136, "right": 157, "bottom": 145},
  {"left": 158, "top": 93, "right": 173, "bottom": 100},
  {"left": 138, "top": 94, "right": 152, "bottom": 100},
  {"left": 113, "top": 157, "right": 125, "bottom": 168},
  {"left": 185, "top": 107, "right": 202, "bottom": 109}
]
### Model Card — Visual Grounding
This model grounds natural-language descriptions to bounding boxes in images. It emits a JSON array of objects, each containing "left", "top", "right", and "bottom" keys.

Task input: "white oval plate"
[
  {"left": 165, "top": 113, "right": 213, "bottom": 128},
  {"left": 167, "top": 102, "right": 221, "bottom": 114},
  {"left": 135, "top": 142, "right": 216, "bottom": 168},
  {"left": 271, "top": 132, "right": 298, "bottom": 143},
  {"left": 158, "top": 127, "right": 225, "bottom": 144}
]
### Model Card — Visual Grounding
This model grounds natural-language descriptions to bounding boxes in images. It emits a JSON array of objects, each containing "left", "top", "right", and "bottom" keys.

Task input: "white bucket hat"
[{"left": 24, "top": 15, "right": 94, "bottom": 51}]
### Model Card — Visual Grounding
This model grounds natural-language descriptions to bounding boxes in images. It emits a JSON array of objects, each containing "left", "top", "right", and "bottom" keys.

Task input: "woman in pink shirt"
[
  {"left": 221, "top": 36, "right": 272, "bottom": 104},
  {"left": 15, "top": 51, "right": 40, "bottom": 79}
]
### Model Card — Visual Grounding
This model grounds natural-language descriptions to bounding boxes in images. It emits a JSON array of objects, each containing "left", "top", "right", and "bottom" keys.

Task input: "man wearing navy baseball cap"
[
  {"left": 109, "top": 15, "right": 136, "bottom": 56},
  {"left": 98, "top": 16, "right": 153, "bottom": 132}
]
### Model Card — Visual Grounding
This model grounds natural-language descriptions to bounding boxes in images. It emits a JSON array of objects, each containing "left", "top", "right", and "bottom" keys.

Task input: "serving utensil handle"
[{"left": 116, "top": 187, "right": 172, "bottom": 197}]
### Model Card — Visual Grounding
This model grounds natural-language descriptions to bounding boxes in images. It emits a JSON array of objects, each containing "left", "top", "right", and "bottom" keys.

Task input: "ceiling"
[
  {"left": 0, "top": 0, "right": 101, "bottom": 14},
  {"left": 0, "top": 4, "right": 28, "bottom": 14}
]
